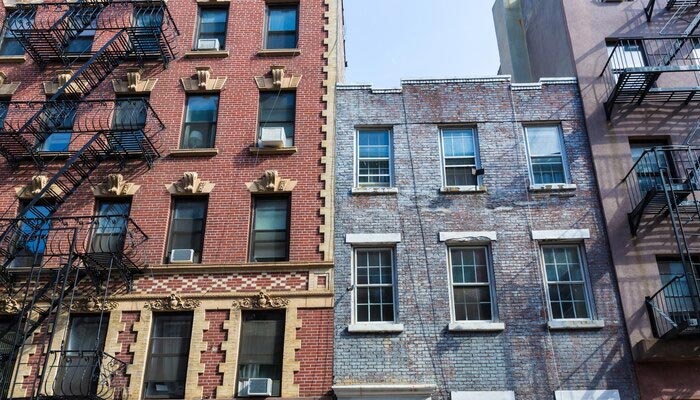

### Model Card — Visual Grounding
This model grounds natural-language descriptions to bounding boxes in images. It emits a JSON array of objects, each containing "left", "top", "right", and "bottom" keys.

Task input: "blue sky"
[{"left": 342, "top": 0, "right": 501, "bottom": 87}]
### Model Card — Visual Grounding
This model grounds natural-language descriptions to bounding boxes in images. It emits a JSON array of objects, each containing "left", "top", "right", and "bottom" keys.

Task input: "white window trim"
[
  {"left": 346, "top": 233, "right": 401, "bottom": 244},
  {"left": 333, "top": 384, "right": 436, "bottom": 400},
  {"left": 539, "top": 243, "right": 602, "bottom": 326},
  {"left": 446, "top": 245, "right": 501, "bottom": 327},
  {"left": 439, "top": 126, "right": 481, "bottom": 189},
  {"left": 523, "top": 124, "right": 571, "bottom": 186},
  {"left": 349, "top": 247, "right": 400, "bottom": 330},
  {"left": 451, "top": 391, "right": 515, "bottom": 400},
  {"left": 354, "top": 128, "right": 394, "bottom": 189},
  {"left": 439, "top": 231, "right": 497, "bottom": 243},
  {"left": 531, "top": 229, "right": 590, "bottom": 241},
  {"left": 554, "top": 390, "right": 620, "bottom": 400}
]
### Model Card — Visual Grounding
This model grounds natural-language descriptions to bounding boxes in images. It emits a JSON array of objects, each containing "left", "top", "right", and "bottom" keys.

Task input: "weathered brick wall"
[
  {"left": 333, "top": 78, "right": 639, "bottom": 400},
  {"left": 294, "top": 308, "right": 333, "bottom": 398}
]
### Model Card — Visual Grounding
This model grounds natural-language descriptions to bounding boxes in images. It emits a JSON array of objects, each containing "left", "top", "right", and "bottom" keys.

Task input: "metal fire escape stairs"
[
  {"left": 625, "top": 146, "right": 700, "bottom": 339},
  {"left": 0, "top": 1, "right": 178, "bottom": 398}
]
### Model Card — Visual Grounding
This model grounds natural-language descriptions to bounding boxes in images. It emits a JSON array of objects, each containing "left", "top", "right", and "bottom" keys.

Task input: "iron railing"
[{"left": 646, "top": 274, "right": 700, "bottom": 338}]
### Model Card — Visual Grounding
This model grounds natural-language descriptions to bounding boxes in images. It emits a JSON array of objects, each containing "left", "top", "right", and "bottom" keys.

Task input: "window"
[
  {"left": 166, "top": 198, "right": 207, "bottom": 263},
  {"left": 237, "top": 310, "right": 284, "bottom": 397},
  {"left": 11, "top": 203, "right": 52, "bottom": 268},
  {"left": 629, "top": 140, "right": 671, "bottom": 194},
  {"left": 354, "top": 248, "right": 396, "bottom": 322},
  {"left": 92, "top": 199, "right": 131, "bottom": 253},
  {"left": 132, "top": 6, "right": 163, "bottom": 53},
  {"left": 181, "top": 95, "right": 218, "bottom": 149},
  {"left": 0, "top": 8, "right": 34, "bottom": 56},
  {"left": 449, "top": 247, "right": 495, "bottom": 321},
  {"left": 111, "top": 98, "right": 147, "bottom": 152},
  {"left": 258, "top": 91, "right": 295, "bottom": 147},
  {"left": 657, "top": 259, "right": 698, "bottom": 317},
  {"left": 524, "top": 125, "right": 568, "bottom": 185},
  {"left": 264, "top": 4, "right": 298, "bottom": 49},
  {"left": 56, "top": 315, "right": 108, "bottom": 397},
  {"left": 356, "top": 129, "right": 392, "bottom": 187},
  {"left": 250, "top": 196, "right": 289, "bottom": 262},
  {"left": 143, "top": 313, "right": 193, "bottom": 399},
  {"left": 606, "top": 40, "right": 647, "bottom": 82},
  {"left": 195, "top": 8, "right": 227, "bottom": 50},
  {"left": 542, "top": 245, "right": 593, "bottom": 320},
  {"left": 39, "top": 101, "right": 78, "bottom": 152},
  {"left": 440, "top": 127, "right": 479, "bottom": 187},
  {"left": 64, "top": 7, "right": 97, "bottom": 54}
]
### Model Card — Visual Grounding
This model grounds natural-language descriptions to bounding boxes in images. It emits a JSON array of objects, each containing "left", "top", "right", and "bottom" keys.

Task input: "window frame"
[
  {"left": 194, "top": 6, "right": 228, "bottom": 50},
  {"left": 355, "top": 128, "right": 394, "bottom": 188},
  {"left": 249, "top": 195, "right": 291, "bottom": 263},
  {"left": 352, "top": 247, "right": 398, "bottom": 324},
  {"left": 258, "top": 90, "right": 296, "bottom": 148},
  {"left": 142, "top": 312, "right": 193, "bottom": 400},
  {"left": 165, "top": 197, "right": 208, "bottom": 264},
  {"left": 263, "top": 3, "right": 299, "bottom": 50},
  {"left": 523, "top": 124, "right": 570, "bottom": 186},
  {"left": 540, "top": 243, "right": 596, "bottom": 321},
  {"left": 0, "top": 7, "right": 34, "bottom": 56},
  {"left": 111, "top": 97, "right": 148, "bottom": 153},
  {"left": 236, "top": 309, "right": 286, "bottom": 397},
  {"left": 180, "top": 94, "right": 219, "bottom": 149},
  {"left": 447, "top": 245, "right": 498, "bottom": 322},
  {"left": 439, "top": 126, "right": 481, "bottom": 188},
  {"left": 38, "top": 100, "right": 78, "bottom": 152}
]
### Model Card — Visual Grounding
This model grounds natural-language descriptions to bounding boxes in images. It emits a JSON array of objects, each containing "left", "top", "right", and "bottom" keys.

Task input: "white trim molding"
[
  {"left": 554, "top": 390, "right": 620, "bottom": 400},
  {"left": 347, "top": 322, "right": 404, "bottom": 333},
  {"left": 452, "top": 391, "right": 515, "bottom": 400},
  {"left": 448, "top": 321, "right": 505, "bottom": 332},
  {"left": 548, "top": 320, "right": 605, "bottom": 330},
  {"left": 531, "top": 229, "right": 590, "bottom": 241},
  {"left": 346, "top": 233, "right": 401, "bottom": 244},
  {"left": 439, "top": 231, "right": 498, "bottom": 243},
  {"left": 333, "top": 384, "right": 437, "bottom": 400}
]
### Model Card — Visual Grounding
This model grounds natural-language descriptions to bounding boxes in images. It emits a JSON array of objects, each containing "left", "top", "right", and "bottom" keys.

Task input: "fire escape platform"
[
  {"left": 634, "top": 336, "right": 700, "bottom": 362},
  {"left": 628, "top": 185, "right": 693, "bottom": 236}
]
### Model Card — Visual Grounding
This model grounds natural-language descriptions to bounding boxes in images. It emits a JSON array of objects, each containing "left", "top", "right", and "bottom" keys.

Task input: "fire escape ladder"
[{"left": 646, "top": 0, "right": 657, "bottom": 22}]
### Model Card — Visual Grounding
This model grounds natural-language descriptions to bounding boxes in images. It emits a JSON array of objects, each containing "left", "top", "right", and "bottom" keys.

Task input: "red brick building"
[{"left": 0, "top": 0, "right": 343, "bottom": 398}]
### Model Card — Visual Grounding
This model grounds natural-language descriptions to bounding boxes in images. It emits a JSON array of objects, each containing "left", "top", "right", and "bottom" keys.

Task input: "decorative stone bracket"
[
  {"left": 232, "top": 291, "right": 289, "bottom": 309},
  {"left": 0, "top": 295, "right": 19, "bottom": 314},
  {"left": 165, "top": 172, "right": 215, "bottom": 195},
  {"left": 181, "top": 67, "right": 227, "bottom": 92},
  {"left": 255, "top": 65, "right": 302, "bottom": 90},
  {"left": 246, "top": 170, "right": 297, "bottom": 193},
  {"left": 0, "top": 72, "right": 20, "bottom": 97},
  {"left": 91, "top": 174, "right": 141, "bottom": 197},
  {"left": 145, "top": 294, "right": 201, "bottom": 311},
  {"left": 112, "top": 68, "right": 158, "bottom": 94},
  {"left": 69, "top": 296, "right": 118, "bottom": 313},
  {"left": 15, "top": 174, "right": 63, "bottom": 199},
  {"left": 43, "top": 70, "right": 86, "bottom": 96}
]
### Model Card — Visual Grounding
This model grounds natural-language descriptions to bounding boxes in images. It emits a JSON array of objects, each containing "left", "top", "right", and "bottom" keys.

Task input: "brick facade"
[{"left": 333, "top": 78, "right": 638, "bottom": 400}]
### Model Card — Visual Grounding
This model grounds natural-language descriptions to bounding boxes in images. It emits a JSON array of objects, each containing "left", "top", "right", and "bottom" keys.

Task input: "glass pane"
[
  {"left": 442, "top": 129, "right": 475, "bottom": 158},
  {"left": 268, "top": 7, "right": 297, "bottom": 31},
  {"left": 198, "top": 8, "right": 227, "bottom": 47},
  {"left": 259, "top": 92, "right": 295, "bottom": 123},
  {"left": 185, "top": 95, "right": 219, "bottom": 123},
  {"left": 527, "top": 126, "right": 562, "bottom": 157},
  {"left": 145, "top": 314, "right": 192, "bottom": 399}
]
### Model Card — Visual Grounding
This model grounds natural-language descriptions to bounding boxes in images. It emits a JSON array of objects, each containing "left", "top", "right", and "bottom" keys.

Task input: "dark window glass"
[
  {"left": 181, "top": 95, "right": 218, "bottom": 149},
  {"left": 11, "top": 203, "right": 52, "bottom": 268},
  {"left": 250, "top": 196, "right": 289, "bottom": 262},
  {"left": 354, "top": 248, "right": 395, "bottom": 322},
  {"left": 196, "top": 8, "right": 227, "bottom": 50},
  {"left": 132, "top": 6, "right": 164, "bottom": 53},
  {"left": 92, "top": 200, "right": 131, "bottom": 253},
  {"left": 166, "top": 198, "right": 207, "bottom": 263},
  {"left": 450, "top": 247, "right": 492, "bottom": 321},
  {"left": 0, "top": 8, "right": 34, "bottom": 56},
  {"left": 258, "top": 92, "right": 295, "bottom": 147},
  {"left": 38, "top": 101, "right": 78, "bottom": 152},
  {"left": 265, "top": 5, "right": 297, "bottom": 49},
  {"left": 56, "top": 315, "right": 108, "bottom": 396},
  {"left": 64, "top": 6, "right": 97, "bottom": 54},
  {"left": 144, "top": 313, "right": 193, "bottom": 399},
  {"left": 237, "top": 310, "right": 284, "bottom": 397},
  {"left": 630, "top": 140, "right": 671, "bottom": 194},
  {"left": 111, "top": 98, "right": 148, "bottom": 152},
  {"left": 543, "top": 245, "right": 591, "bottom": 320}
]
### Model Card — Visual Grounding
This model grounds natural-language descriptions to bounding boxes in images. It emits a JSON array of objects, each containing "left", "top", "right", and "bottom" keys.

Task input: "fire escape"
[{"left": 0, "top": 0, "right": 179, "bottom": 398}]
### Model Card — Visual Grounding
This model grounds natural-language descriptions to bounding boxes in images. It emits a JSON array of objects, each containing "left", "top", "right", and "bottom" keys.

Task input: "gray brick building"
[{"left": 332, "top": 77, "right": 638, "bottom": 400}]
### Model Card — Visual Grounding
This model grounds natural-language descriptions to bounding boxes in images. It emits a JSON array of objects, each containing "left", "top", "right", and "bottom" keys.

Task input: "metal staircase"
[{"left": 623, "top": 146, "right": 700, "bottom": 338}]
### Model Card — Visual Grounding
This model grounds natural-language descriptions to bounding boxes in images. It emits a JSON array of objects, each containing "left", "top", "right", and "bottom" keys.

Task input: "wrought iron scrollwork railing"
[{"left": 42, "top": 350, "right": 128, "bottom": 400}]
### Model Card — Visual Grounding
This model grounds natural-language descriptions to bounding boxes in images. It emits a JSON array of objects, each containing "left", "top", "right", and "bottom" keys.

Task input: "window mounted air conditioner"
[
  {"left": 259, "top": 127, "right": 285, "bottom": 148},
  {"left": 197, "top": 38, "right": 220, "bottom": 51},
  {"left": 246, "top": 378, "right": 272, "bottom": 396},
  {"left": 170, "top": 249, "right": 195, "bottom": 263}
]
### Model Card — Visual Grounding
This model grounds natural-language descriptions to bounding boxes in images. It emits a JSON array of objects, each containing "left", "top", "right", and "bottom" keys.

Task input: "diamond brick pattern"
[{"left": 133, "top": 271, "right": 309, "bottom": 294}]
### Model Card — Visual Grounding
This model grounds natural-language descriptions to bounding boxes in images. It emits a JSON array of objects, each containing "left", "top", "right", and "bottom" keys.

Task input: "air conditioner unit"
[
  {"left": 170, "top": 249, "right": 195, "bottom": 263},
  {"left": 689, "top": 318, "right": 699, "bottom": 327},
  {"left": 259, "top": 127, "right": 286, "bottom": 148},
  {"left": 246, "top": 378, "right": 272, "bottom": 397},
  {"left": 197, "top": 38, "right": 220, "bottom": 51}
]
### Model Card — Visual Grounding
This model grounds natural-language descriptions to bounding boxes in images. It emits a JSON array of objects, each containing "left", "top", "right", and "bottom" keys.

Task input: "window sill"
[
  {"left": 351, "top": 187, "right": 398, "bottom": 195},
  {"left": 440, "top": 186, "right": 487, "bottom": 194},
  {"left": 257, "top": 48, "right": 301, "bottom": 57},
  {"left": 0, "top": 55, "right": 25, "bottom": 63},
  {"left": 547, "top": 319, "right": 605, "bottom": 330},
  {"left": 248, "top": 146, "right": 297, "bottom": 155},
  {"left": 348, "top": 323, "right": 404, "bottom": 333},
  {"left": 529, "top": 183, "right": 577, "bottom": 192},
  {"left": 38, "top": 151, "right": 71, "bottom": 159},
  {"left": 183, "top": 50, "right": 229, "bottom": 59},
  {"left": 448, "top": 321, "right": 505, "bottom": 332},
  {"left": 169, "top": 148, "right": 219, "bottom": 157}
]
